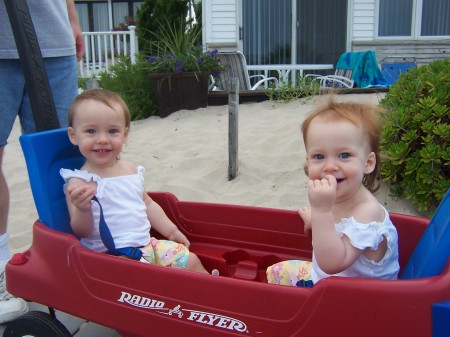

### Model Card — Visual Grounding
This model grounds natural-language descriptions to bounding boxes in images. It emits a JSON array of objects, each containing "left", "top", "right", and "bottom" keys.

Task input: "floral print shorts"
[
  {"left": 139, "top": 237, "right": 189, "bottom": 269},
  {"left": 266, "top": 260, "right": 312, "bottom": 286}
]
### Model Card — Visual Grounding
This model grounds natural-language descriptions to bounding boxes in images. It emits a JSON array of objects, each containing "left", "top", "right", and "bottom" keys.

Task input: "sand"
[{"left": 3, "top": 93, "right": 421, "bottom": 254}]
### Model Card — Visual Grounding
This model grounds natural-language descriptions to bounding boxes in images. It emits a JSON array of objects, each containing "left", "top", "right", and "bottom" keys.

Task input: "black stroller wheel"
[{"left": 3, "top": 311, "right": 72, "bottom": 337}]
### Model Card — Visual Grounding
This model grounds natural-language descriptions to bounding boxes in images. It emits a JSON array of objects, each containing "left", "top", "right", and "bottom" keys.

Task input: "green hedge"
[{"left": 380, "top": 59, "right": 450, "bottom": 215}]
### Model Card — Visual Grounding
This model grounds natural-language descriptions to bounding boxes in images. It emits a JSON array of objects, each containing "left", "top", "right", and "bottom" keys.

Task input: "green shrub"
[
  {"left": 380, "top": 59, "right": 450, "bottom": 215},
  {"left": 266, "top": 75, "right": 319, "bottom": 102},
  {"left": 77, "top": 76, "right": 89, "bottom": 91},
  {"left": 144, "top": 18, "right": 224, "bottom": 74},
  {"left": 136, "top": 0, "right": 190, "bottom": 54},
  {"left": 98, "top": 55, "right": 157, "bottom": 120}
]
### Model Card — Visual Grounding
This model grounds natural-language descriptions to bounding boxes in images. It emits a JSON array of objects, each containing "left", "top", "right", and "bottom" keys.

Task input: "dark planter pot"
[{"left": 149, "top": 72, "right": 210, "bottom": 118}]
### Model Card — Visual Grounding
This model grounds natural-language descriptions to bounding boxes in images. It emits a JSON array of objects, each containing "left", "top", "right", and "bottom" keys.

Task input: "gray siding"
[
  {"left": 203, "top": 0, "right": 238, "bottom": 50},
  {"left": 352, "top": 0, "right": 376, "bottom": 40},
  {"left": 353, "top": 40, "right": 450, "bottom": 65}
]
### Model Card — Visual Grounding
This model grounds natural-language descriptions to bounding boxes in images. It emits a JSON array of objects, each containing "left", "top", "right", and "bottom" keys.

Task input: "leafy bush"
[
  {"left": 266, "top": 75, "right": 319, "bottom": 102},
  {"left": 136, "top": 0, "right": 189, "bottom": 54},
  {"left": 77, "top": 76, "right": 89, "bottom": 91},
  {"left": 380, "top": 59, "right": 450, "bottom": 215},
  {"left": 144, "top": 19, "right": 224, "bottom": 74},
  {"left": 98, "top": 55, "right": 158, "bottom": 120}
]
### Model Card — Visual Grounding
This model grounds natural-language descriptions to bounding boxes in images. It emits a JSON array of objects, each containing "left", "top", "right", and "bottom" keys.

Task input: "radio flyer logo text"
[{"left": 118, "top": 291, "right": 248, "bottom": 333}]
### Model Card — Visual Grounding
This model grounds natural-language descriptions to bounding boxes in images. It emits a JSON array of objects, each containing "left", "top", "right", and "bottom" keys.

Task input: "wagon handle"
[{"left": 4, "top": 0, "right": 60, "bottom": 131}]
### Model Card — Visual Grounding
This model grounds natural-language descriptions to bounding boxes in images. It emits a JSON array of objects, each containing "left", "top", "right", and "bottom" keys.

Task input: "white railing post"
[
  {"left": 109, "top": 33, "right": 115, "bottom": 66},
  {"left": 129, "top": 25, "right": 137, "bottom": 64},
  {"left": 79, "top": 28, "right": 139, "bottom": 77}
]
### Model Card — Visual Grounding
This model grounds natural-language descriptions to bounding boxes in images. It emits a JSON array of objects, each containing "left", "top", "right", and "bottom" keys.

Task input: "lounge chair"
[
  {"left": 306, "top": 50, "right": 388, "bottom": 89},
  {"left": 212, "top": 51, "right": 278, "bottom": 91},
  {"left": 381, "top": 58, "right": 417, "bottom": 86}
]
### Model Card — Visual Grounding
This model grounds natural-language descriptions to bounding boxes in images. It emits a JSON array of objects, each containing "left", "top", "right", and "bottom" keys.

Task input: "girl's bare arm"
[
  {"left": 308, "top": 175, "right": 362, "bottom": 274},
  {"left": 144, "top": 193, "right": 190, "bottom": 247}
]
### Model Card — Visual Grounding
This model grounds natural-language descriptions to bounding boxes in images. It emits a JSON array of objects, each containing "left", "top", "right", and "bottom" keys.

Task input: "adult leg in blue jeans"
[{"left": 0, "top": 55, "right": 78, "bottom": 323}]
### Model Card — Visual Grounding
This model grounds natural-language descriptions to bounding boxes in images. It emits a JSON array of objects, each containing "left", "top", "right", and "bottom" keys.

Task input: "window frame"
[
  {"left": 75, "top": 0, "right": 143, "bottom": 32},
  {"left": 375, "top": 0, "right": 450, "bottom": 40}
]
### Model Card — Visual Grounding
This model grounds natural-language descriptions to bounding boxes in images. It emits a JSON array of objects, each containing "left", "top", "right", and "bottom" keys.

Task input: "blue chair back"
[
  {"left": 20, "top": 128, "right": 84, "bottom": 234},
  {"left": 381, "top": 62, "right": 417, "bottom": 86},
  {"left": 400, "top": 188, "right": 450, "bottom": 279}
]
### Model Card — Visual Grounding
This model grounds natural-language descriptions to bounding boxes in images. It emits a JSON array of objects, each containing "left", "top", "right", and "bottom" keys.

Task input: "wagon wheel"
[{"left": 2, "top": 311, "right": 72, "bottom": 337}]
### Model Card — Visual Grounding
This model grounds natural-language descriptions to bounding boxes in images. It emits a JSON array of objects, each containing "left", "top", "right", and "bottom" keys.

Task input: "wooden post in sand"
[
  {"left": 86, "top": 78, "right": 100, "bottom": 90},
  {"left": 228, "top": 77, "right": 239, "bottom": 180}
]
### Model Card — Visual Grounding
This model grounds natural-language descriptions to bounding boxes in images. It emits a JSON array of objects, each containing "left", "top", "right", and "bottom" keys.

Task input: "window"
[
  {"left": 75, "top": 1, "right": 143, "bottom": 32},
  {"left": 242, "top": 0, "right": 347, "bottom": 65},
  {"left": 242, "top": 0, "right": 292, "bottom": 65},
  {"left": 421, "top": 0, "right": 450, "bottom": 36},
  {"left": 378, "top": 0, "right": 413, "bottom": 37},
  {"left": 378, "top": 0, "right": 450, "bottom": 38}
]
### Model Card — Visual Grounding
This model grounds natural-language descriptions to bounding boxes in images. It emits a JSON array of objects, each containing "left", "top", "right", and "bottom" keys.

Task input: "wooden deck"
[{"left": 207, "top": 87, "right": 389, "bottom": 105}]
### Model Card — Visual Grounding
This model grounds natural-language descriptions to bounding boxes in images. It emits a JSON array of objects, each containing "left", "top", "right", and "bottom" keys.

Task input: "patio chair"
[
  {"left": 380, "top": 58, "right": 417, "bottom": 86},
  {"left": 306, "top": 50, "right": 388, "bottom": 89},
  {"left": 212, "top": 51, "right": 278, "bottom": 91}
]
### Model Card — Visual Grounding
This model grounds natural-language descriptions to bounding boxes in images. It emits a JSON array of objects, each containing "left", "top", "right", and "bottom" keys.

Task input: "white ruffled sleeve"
[
  {"left": 335, "top": 216, "right": 388, "bottom": 251},
  {"left": 136, "top": 166, "right": 145, "bottom": 184},
  {"left": 59, "top": 168, "right": 104, "bottom": 197},
  {"left": 60, "top": 168, "right": 95, "bottom": 182}
]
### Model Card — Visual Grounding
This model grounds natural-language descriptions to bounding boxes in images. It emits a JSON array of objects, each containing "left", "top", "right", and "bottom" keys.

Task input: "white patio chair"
[
  {"left": 305, "top": 53, "right": 355, "bottom": 89},
  {"left": 305, "top": 50, "right": 388, "bottom": 89},
  {"left": 211, "top": 51, "right": 278, "bottom": 91}
]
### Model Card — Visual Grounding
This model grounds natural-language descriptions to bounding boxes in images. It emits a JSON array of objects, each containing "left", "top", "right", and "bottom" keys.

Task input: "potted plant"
[{"left": 144, "top": 18, "right": 225, "bottom": 117}]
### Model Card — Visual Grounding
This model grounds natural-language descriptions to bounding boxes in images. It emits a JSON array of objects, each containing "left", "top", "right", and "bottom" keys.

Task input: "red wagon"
[
  {"left": 3, "top": 128, "right": 450, "bottom": 337},
  {"left": 4, "top": 0, "right": 449, "bottom": 335}
]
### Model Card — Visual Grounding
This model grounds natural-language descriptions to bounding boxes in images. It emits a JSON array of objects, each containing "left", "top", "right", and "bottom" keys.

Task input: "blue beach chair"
[{"left": 381, "top": 61, "right": 417, "bottom": 86}]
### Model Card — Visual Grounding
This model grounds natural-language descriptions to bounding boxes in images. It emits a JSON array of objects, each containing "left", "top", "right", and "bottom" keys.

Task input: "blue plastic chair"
[
  {"left": 381, "top": 62, "right": 416, "bottom": 86},
  {"left": 400, "top": 188, "right": 450, "bottom": 279},
  {"left": 19, "top": 128, "right": 84, "bottom": 234}
]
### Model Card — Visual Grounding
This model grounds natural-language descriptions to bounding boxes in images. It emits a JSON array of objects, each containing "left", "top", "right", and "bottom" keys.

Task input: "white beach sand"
[{"left": 3, "top": 93, "right": 421, "bottom": 254}]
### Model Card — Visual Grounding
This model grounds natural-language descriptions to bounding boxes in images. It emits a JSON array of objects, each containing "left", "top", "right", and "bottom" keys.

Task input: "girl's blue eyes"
[
  {"left": 313, "top": 153, "right": 350, "bottom": 160},
  {"left": 85, "top": 129, "right": 120, "bottom": 135}
]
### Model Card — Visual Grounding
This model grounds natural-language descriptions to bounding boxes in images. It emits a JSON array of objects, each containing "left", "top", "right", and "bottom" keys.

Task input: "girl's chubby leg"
[
  {"left": 266, "top": 260, "right": 312, "bottom": 286},
  {"left": 185, "top": 253, "right": 209, "bottom": 274},
  {"left": 147, "top": 238, "right": 213, "bottom": 275}
]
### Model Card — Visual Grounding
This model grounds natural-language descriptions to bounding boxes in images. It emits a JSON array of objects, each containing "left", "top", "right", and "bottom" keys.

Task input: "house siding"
[
  {"left": 350, "top": 0, "right": 450, "bottom": 65},
  {"left": 203, "top": 0, "right": 449, "bottom": 65},
  {"left": 203, "top": 0, "right": 238, "bottom": 50},
  {"left": 353, "top": 40, "right": 450, "bottom": 65},
  {"left": 352, "top": 0, "right": 376, "bottom": 41}
]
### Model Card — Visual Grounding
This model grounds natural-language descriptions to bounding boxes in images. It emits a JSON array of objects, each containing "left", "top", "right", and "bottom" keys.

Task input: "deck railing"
[{"left": 79, "top": 26, "right": 138, "bottom": 78}]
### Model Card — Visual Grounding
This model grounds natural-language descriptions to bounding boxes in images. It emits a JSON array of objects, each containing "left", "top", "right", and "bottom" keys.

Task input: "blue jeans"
[{"left": 0, "top": 56, "right": 78, "bottom": 147}]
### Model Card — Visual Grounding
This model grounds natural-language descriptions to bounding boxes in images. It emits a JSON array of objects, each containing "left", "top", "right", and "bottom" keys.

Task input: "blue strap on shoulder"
[{"left": 92, "top": 196, "right": 143, "bottom": 260}]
